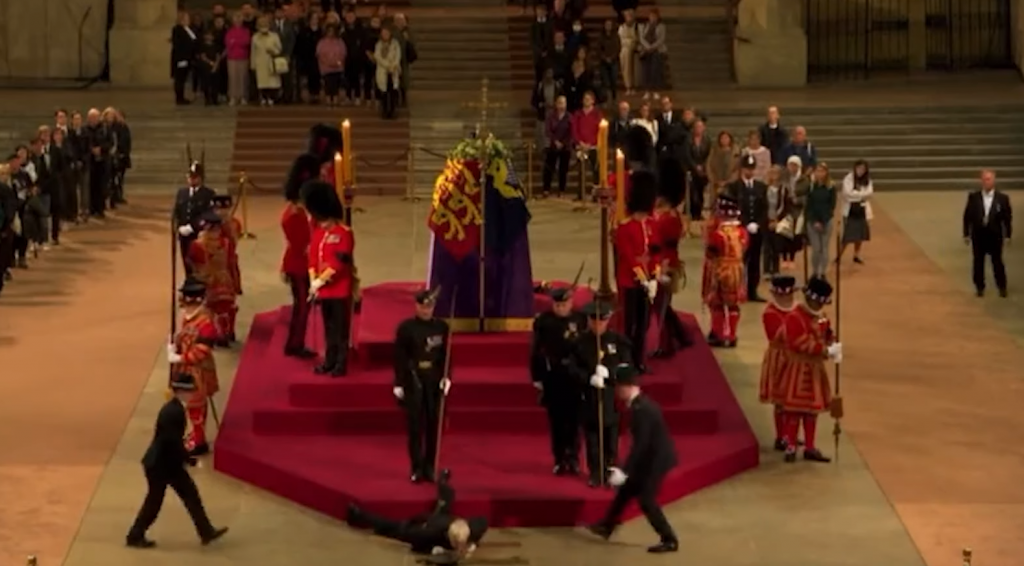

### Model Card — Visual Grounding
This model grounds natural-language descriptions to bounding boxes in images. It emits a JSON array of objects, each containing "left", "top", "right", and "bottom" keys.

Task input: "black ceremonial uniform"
[
  {"left": 394, "top": 315, "right": 450, "bottom": 482},
  {"left": 126, "top": 374, "right": 227, "bottom": 548},
  {"left": 572, "top": 327, "right": 632, "bottom": 486},
  {"left": 530, "top": 308, "right": 588, "bottom": 474},
  {"left": 172, "top": 163, "right": 216, "bottom": 277}
]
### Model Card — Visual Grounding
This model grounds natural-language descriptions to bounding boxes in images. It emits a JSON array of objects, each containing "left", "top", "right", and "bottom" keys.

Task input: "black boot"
[
  {"left": 773, "top": 438, "right": 787, "bottom": 452},
  {"left": 803, "top": 449, "right": 831, "bottom": 463}
]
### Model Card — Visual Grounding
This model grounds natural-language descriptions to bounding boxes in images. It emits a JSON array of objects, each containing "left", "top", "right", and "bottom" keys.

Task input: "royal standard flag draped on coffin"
[{"left": 428, "top": 158, "right": 483, "bottom": 261}]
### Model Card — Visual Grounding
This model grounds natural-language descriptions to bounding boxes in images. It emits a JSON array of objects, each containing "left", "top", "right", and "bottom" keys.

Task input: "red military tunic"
[
  {"left": 614, "top": 215, "right": 655, "bottom": 291},
  {"left": 776, "top": 305, "right": 833, "bottom": 413},
  {"left": 309, "top": 221, "right": 355, "bottom": 299},
  {"left": 652, "top": 207, "right": 683, "bottom": 285},
  {"left": 188, "top": 228, "right": 239, "bottom": 340},
  {"left": 703, "top": 220, "right": 748, "bottom": 343},
  {"left": 171, "top": 307, "right": 220, "bottom": 451},
  {"left": 280, "top": 203, "right": 311, "bottom": 278},
  {"left": 759, "top": 302, "right": 792, "bottom": 404}
]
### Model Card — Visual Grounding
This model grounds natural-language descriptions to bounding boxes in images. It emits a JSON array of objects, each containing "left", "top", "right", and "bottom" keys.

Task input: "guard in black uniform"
[
  {"left": 530, "top": 287, "right": 587, "bottom": 475},
  {"left": 172, "top": 161, "right": 216, "bottom": 277},
  {"left": 347, "top": 470, "right": 489, "bottom": 564},
  {"left": 393, "top": 287, "right": 452, "bottom": 483},
  {"left": 587, "top": 365, "right": 679, "bottom": 554},
  {"left": 125, "top": 373, "right": 228, "bottom": 549},
  {"left": 572, "top": 300, "right": 632, "bottom": 487}
]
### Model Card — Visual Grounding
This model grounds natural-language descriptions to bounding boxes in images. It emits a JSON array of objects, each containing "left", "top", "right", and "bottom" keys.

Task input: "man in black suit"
[
  {"left": 587, "top": 364, "right": 679, "bottom": 553},
  {"left": 963, "top": 169, "right": 1013, "bottom": 297},
  {"left": 173, "top": 162, "right": 216, "bottom": 276},
  {"left": 728, "top": 154, "right": 768, "bottom": 301},
  {"left": 171, "top": 11, "right": 198, "bottom": 105},
  {"left": 125, "top": 373, "right": 228, "bottom": 549}
]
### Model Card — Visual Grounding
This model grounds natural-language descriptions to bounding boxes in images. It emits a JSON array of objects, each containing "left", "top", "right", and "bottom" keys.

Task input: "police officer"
[
  {"left": 173, "top": 161, "right": 216, "bottom": 277},
  {"left": 125, "top": 373, "right": 228, "bottom": 549},
  {"left": 572, "top": 300, "right": 633, "bottom": 487},
  {"left": 530, "top": 287, "right": 588, "bottom": 475},
  {"left": 393, "top": 288, "right": 452, "bottom": 483}
]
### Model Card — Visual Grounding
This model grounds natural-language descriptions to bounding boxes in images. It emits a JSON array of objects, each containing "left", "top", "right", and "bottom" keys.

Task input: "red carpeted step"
[{"left": 214, "top": 432, "right": 758, "bottom": 528}]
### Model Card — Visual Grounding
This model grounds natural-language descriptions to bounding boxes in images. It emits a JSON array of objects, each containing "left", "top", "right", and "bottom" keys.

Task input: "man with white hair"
[
  {"left": 84, "top": 108, "right": 113, "bottom": 218},
  {"left": 779, "top": 125, "right": 817, "bottom": 169}
]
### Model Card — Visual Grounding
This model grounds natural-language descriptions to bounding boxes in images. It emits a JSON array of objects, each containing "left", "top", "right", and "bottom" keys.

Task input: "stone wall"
[
  {"left": 0, "top": 0, "right": 109, "bottom": 79},
  {"left": 108, "top": 0, "right": 178, "bottom": 87}
]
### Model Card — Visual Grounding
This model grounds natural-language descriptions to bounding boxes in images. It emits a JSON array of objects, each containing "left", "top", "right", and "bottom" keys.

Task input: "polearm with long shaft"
[
  {"left": 434, "top": 286, "right": 459, "bottom": 474},
  {"left": 831, "top": 218, "right": 844, "bottom": 462}
]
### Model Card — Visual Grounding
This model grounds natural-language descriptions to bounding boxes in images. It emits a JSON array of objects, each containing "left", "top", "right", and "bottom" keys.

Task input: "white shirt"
[{"left": 982, "top": 190, "right": 994, "bottom": 217}]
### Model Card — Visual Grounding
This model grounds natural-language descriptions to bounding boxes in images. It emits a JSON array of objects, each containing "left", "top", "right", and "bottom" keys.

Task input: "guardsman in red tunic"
[
  {"left": 777, "top": 277, "right": 842, "bottom": 463},
  {"left": 303, "top": 180, "right": 355, "bottom": 377},
  {"left": 213, "top": 195, "right": 243, "bottom": 297},
  {"left": 614, "top": 170, "right": 658, "bottom": 372},
  {"left": 759, "top": 275, "right": 798, "bottom": 450},
  {"left": 166, "top": 278, "right": 221, "bottom": 456},
  {"left": 702, "top": 196, "right": 749, "bottom": 347},
  {"left": 281, "top": 153, "right": 321, "bottom": 359},
  {"left": 188, "top": 211, "right": 238, "bottom": 345},
  {"left": 650, "top": 186, "right": 690, "bottom": 358}
]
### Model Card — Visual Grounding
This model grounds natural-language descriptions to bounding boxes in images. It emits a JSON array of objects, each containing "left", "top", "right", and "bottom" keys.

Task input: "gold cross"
[{"left": 461, "top": 78, "right": 507, "bottom": 137}]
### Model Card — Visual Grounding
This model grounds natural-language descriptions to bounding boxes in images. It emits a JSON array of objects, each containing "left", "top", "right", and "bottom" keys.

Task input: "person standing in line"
[
  {"left": 963, "top": 168, "right": 1012, "bottom": 297},
  {"left": 281, "top": 154, "right": 318, "bottom": 359},
  {"left": 804, "top": 162, "right": 837, "bottom": 280},
  {"left": 839, "top": 159, "right": 873, "bottom": 265},
  {"left": 759, "top": 274, "right": 797, "bottom": 451},
  {"left": 729, "top": 154, "right": 768, "bottom": 301},
  {"left": 614, "top": 170, "right": 658, "bottom": 372},
  {"left": 224, "top": 12, "right": 252, "bottom": 105},
  {"left": 125, "top": 372, "right": 228, "bottom": 549},
  {"left": 171, "top": 11, "right": 198, "bottom": 105},
  {"left": 542, "top": 95, "right": 573, "bottom": 198},
  {"left": 587, "top": 364, "right": 679, "bottom": 554},
  {"left": 702, "top": 195, "right": 749, "bottom": 348}
]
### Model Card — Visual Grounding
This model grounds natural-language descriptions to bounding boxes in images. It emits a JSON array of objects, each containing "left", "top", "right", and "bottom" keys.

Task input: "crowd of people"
[
  {"left": 171, "top": 1, "right": 417, "bottom": 119},
  {"left": 0, "top": 107, "right": 132, "bottom": 296}
]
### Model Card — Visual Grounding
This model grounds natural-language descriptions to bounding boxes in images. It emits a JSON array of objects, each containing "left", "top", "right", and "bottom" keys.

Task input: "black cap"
[
  {"left": 188, "top": 161, "right": 204, "bottom": 178},
  {"left": 212, "top": 195, "right": 233, "bottom": 210},
  {"left": 415, "top": 287, "right": 440, "bottom": 305},
  {"left": 170, "top": 373, "right": 197, "bottom": 391},
  {"left": 199, "top": 209, "right": 222, "bottom": 227},
  {"left": 715, "top": 195, "right": 741, "bottom": 217},
  {"left": 583, "top": 301, "right": 613, "bottom": 320},
  {"left": 769, "top": 275, "right": 797, "bottom": 295},
  {"left": 548, "top": 287, "right": 573, "bottom": 303},
  {"left": 614, "top": 363, "right": 640, "bottom": 386},
  {"left": 740, "top": 154, "right": 757, "bottom": 169},
  {"left": 179, "top": 277, "right": 206, "bottom": 298},
  {"left": 804, "top": 277, "right": 833, "bottom": 304}
]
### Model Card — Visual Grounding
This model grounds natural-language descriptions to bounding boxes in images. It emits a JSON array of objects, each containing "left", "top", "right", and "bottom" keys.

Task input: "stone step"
[
  {"left": 700, "top": 112, "right": 1024, "bottom": 126},
  {"left": 871, "top": 166, "right": 1024, "bottom": 182},
  {"left": 813, "top": 144, "right": 1024, "bottom": 158},
  {"left": 878, "top": 178, "right": 1024, "bottom": 190}
]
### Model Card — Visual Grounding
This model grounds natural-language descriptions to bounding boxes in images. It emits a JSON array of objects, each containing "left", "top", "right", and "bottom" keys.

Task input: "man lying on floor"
[{"left": 346, "top": 469, "right": 489, "bottom": 564}]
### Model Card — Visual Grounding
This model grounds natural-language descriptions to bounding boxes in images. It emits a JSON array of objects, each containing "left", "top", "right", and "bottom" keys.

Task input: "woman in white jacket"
[
  {"left": 630, "top": 101, "right": 659, "bottom": 145},
  {"left": 617, "top": 10, "right": 639, "bottom": 96},
  {"left": 840, "top": 159, "right": 873, "bottom": 264},
  {"left": 374, "top": 27, "right": 402, "bottom": 119}
]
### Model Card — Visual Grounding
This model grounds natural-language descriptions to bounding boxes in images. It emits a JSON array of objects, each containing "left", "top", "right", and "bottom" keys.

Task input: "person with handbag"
[
  {"left": 250, "top": 16, "right": 283, "bottom": 106},
  {"left": 840, "top": 159, "right": 873, "bottom": 265},
  {"left": 762, "top": 165, "right": 791, "bottom": 278},
  {"left": 781, "top": 155, "right": 809, "bottom": 271}
]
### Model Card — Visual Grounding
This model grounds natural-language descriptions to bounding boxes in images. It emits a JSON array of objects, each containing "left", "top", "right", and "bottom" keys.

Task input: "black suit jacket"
[
  {"left": 142, "top": 399, "right": 193, "bottom": 473},
  {"left": 728, "top": 178, "right": 769, "bottom": 227},
  {"left": 623, "top": 394, "right": 677, "bottom": 480},
  {"left": 173, "top": 185, "right": 217, "bottom": 231},
  {"left": 963, "top": 189, "right": 1012, "bottom": 241},
  {"left": 171, "top": 25, "right": 198, "bottom": 76},
  {"left": 656, "top": 112, "right": 686, "bottom": 156}
]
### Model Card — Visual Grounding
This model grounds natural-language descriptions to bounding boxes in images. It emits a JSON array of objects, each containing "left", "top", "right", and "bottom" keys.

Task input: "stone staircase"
[
  {"left": 662, "top": 16, "right": 733, "bottom": 87},
  {"left": 406, "top": 4, "right": 523, "bottom": 197},
  {"left": 696, "top": 104, "right": 1024, "bottom": 190},
  {"left": 231, "top": 105, "right": 411, "bottom": 196}
]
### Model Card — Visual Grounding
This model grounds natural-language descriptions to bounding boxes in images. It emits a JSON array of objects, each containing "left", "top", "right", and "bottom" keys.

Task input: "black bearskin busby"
[
  {"left": 307, "top": 124, "right": 343, "bottom": 164},
  {"left": 285, "top": 153, "right": 322, "bottom": 201},
  {"left": 627, "top": 170, "right": 658, "bottom": 214},
  {"left": 301, "top": 180, "right": 345, "bottom": 222},
  {"left": 622, "top": 125, "right": 655, "bottom": 171},
  {"left": 657, "top": 159, "right": 685, "bottom": 208}
]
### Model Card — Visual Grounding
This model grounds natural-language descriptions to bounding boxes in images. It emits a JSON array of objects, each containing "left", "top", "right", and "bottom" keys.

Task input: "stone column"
[
  {"left": 108, "top": 0, "right": 178, "bottom": 87},
  {"left": 907, "top": 0, "right": 927, "bottom": 71},
  {"left": 732, "top": 0, "right": 808, "bottom": 87}
]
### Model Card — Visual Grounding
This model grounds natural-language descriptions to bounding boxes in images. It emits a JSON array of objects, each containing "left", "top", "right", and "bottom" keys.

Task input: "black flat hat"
[
  {"left": 614, "top": 363, "right": 640, "bottom": 386},
  {"left": 179, "top": 277, "right": 206, "bottom": 298},
  {"left": 583, "top": 301, "right": 613, "bottom": 320},
  {"left": 548, "top": 287, "right": 573, "bottom": 303},
  {"left": 415, "top": 287, "right": 440, "bottom": 305}
]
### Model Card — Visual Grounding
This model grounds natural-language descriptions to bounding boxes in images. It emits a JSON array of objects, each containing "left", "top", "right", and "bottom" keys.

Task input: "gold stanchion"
[
  {"left": 962, "top": 548, "right": 972, "bottom": 566},
  {"left": 404, "top": 146, "right": 421, "bottom": 202},
  {"left": 27, "top": 556, "right": 37, "bottom": 566},
  {"left": 238, "top": 171, "right": 256, "bottom": 239},
  {"left": 572, "top": 151, "right": 591, "bottom": 213},
  {"left": 526, "top": 142, "right": 534, "bottom": 200}
]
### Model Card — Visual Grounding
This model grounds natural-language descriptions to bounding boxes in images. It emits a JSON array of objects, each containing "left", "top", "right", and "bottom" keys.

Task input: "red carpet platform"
[{"left": 214, "top": 282, "right": 759, "bottom": 527}]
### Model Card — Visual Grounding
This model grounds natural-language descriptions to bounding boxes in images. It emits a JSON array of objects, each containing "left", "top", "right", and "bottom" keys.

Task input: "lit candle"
[
  {"left": 597, "top": 119, "right": 609, "bottom": 183},
  {"left": 615, "top": 149, "right": 626, "bottom": 222},
  {"left": 341, "top": 119, "right": 352, "bottom": 184}
]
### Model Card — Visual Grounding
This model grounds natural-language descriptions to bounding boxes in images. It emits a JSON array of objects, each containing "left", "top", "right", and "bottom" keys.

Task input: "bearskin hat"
[
  {"left": 622, "top": 125, "right": 655, "bottom": 169},
  {"left": 285, "top": 153, "right": 322, "bottom": 201},
  {"left": 308, "top": 124, "right": 343, "bottom": 164},
  {"left": 301, "top": 180, "right": 345, "bottom": 221},
  {"left": 627, "top": 170, "right": 658, "bottom": 214},
  {"left": 657, "top": 159, "right": 685, "bottom": 208}
]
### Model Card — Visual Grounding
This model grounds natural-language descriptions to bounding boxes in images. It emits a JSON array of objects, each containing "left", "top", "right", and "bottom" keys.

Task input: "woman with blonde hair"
[
  {"left": 250, "top": 16, "right": 283, "bottom": 106},
  {"left": 707, "top": 130, "right": 738, "bottom": 196},
  {"left": 804, "top": 162, "right": 837, "bottom": 279}
]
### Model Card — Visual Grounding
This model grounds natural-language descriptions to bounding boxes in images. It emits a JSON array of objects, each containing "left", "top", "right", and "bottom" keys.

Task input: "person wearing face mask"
[{"left": 173, "top": 162, "right": 217, "bottom": 277}]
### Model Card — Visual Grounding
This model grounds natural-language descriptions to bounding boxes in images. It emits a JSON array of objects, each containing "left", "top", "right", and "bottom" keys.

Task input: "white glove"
[
  {"left": 827, "top": 342, "right": 843, "bottom": 359},
  {"left": 645, "top": 279, "right": 658, "bottom": 300},
  {"left": 166, "top": 343, "right": 182, "bottom": 364},
  {"left": 590, "top": 374, "right": 606, "bottom": 388},
  {"left": 440, "top": 377, "right": 451, "bottom": 395},
  {"left": 310, "top": 278, "right": 326, "bottom": 293},
  {"left": 832, "top": 352, "right": 843, "bottom": 365},
  {"left": 431, "top": 546, "right": 446, "bottom": 556},
  {"left": 533, "top": 381, "right": 543, "bottom": 391},
  {"left": 393, "top": 386, "right": 404, "bottom": 400},
  {"left": 177, "top": 224, "right": 194, "bottom": 237},
  {"left": 658, "top": 273, "right": 671, "bottom": 284},
  {"left": 595, "top": 364, "right": 609, "bottom": 379},
  {"left": 746, "top": 222, "right": 759, "bottom": 234},
  {"left": 608, "top": 466, "right": 627, "bottom": 486}
]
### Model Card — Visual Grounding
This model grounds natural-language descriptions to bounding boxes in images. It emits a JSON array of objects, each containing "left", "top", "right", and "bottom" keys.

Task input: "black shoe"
[
  {"left": 410, "top": 472, "right": 423, "bottom": 483},
  {"left": 636, "top": 364, "right": 648, "bottom": 374},
  {"left": 421, "top": 468, "right": 436, "bottom": 483},
  {"left": 215, "top": 340, "right": 230, "bottom": 348},
  {"left": 976, "top": 289, "right": 985, "bottom": 297},
  {"left": 201, "top": 527, "right": 229, "bottom": 545},
  {"left": 438, "top": 468, "right": 451, "bottom": 484},
  {"left": 565, "top": 461, "right": 581, "bottom": 476},
  {"left": 285, "top": 347, "right": 317, "bottom": 359},
  {"left": 725, "top": 339, "right": 737, "bottom": 348},
  {"left": 803, "top": 449, "right": 831, "bottom": 463},
  {"left": 587, "top": 476, "right": 601, "bottom": 488},
  {"left": 126, "top": 537, "right": 156, "bottom": 549},
  {"left": 783, "top": 451, "right": 797, "bottom": 463},
  {"left": 773, "top": 438, "right": 787, "bottom": 452},
  {"left": 1000, "top": 288, "right": 1008, "bottom": 298},
  {"left": 647, "top": 540, "right": 679, "bottom": 553},
  {"left": 650, "top": 348, "right": 668, "bottom": 359},
  {"left": 330, "top": 365, "right": 348, "bottom": 377},
  {"left": 553, "top": 463, "right": 566, "bottom": 476},
  {"left": 585, "top": 523, "right": 612, "bottom": 540},
  {"left": 314, "top": 363, "right": 333, "bottom": 375},
  {"left": 189, "top": 443, "right": 211, "bottom": 457},
  {"left": 707, "top": 333, "right": 724, "bottom": 348},
  {"left": 346, "top": 503, "right": 366, "bottom": 526},
  {"left": 853, "top": 256, "right": 864, "bottom": 265}
]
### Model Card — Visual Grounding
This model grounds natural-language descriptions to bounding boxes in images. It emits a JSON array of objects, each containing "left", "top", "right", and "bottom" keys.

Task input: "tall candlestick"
[
  {"left": 615, "top": 149, "right": 626, "bottom": 222},
  {"left": 597, "top": 119, "right": 609, "bottom": 183},
  {"left": 341, "top": 119, "right": 352, "bottom": 184}
]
